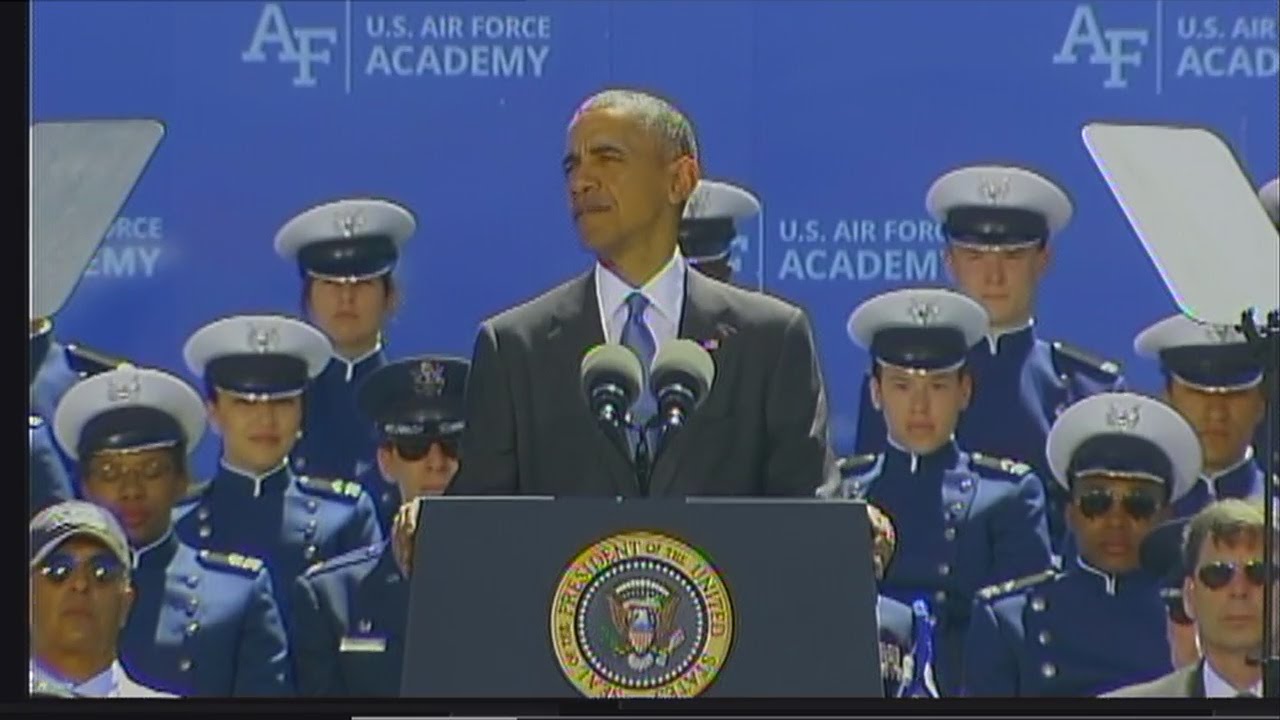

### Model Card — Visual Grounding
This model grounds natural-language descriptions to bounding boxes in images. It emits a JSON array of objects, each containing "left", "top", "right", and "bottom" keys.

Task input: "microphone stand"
[{"left": 1238, "top": 307, "right": 1279, "bottom": 698}]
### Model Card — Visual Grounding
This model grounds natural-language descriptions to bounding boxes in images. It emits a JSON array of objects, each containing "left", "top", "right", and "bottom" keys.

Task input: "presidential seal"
[{"left": 550, "top": 531, "right": 734, "bottom": 698}]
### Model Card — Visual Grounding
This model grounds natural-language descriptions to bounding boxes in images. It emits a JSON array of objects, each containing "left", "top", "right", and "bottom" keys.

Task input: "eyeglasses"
[
  {"left": 1195, "top": 560, "right": 1272, "bottom": 590},
  {"left": 1074, "top": 488, "right": 1161, "bottom": 520},
  {"left": 393, "top": 437, "right": 457, "bottom": 462},
  {"left": 37, "top": 552, "right": 126, "bottom": 585}
]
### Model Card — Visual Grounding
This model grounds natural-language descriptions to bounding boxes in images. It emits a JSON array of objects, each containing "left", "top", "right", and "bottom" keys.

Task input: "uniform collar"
[
  {"left": 331, "top": 338, "right": 384, "bottom": 383},
  {"left": 884, "top": 436, "right": 959, "bottom": 475},
  {"left": 30, "top": 658, "right": 121, "bottom": 698},
  {"left": 1202, "top": 657, "right": 1262, "bottom": 697},
  {"left": 1200, "top": 447, "right": 1255, "bottom": 490},
  {"left": 982, "top": 317, "right": 1035, "bottom": 355},
  {"left": 594, "top": 250, "right": 687, "bottom": 339},
  {"left": 217, "top": 458, "right": 291, "bottom": 498},
  {"left": 1073, "top": 554, "right": 1151, "bottom": 596},
  {"left": 131, "top": 527, "right": 177, "bottom": 569}
]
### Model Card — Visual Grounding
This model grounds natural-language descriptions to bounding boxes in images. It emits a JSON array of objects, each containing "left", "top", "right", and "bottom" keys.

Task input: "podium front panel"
[{"left": 402, "top": 496, "right": 880, "bottom": 698}]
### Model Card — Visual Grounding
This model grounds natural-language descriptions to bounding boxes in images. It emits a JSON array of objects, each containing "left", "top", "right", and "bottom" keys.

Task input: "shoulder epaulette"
[
  {"left": 976, "top": 568, "right": 1060, "bottom": 602},
  {"left": 298, "top": 475, "right": 365, "bottom": 503},
  {"left": 63, "top": 342, "right": 130, "bottom": 377},
  {"left": 303, "top": 542, "right": 382, "bottom": 578},
  {"left": 970, "top": 451, "right": 1033, "bottom": 477},
  {"left": 197, "top": 549, "right": 265, "bottom": 577},
  {"left": 1050, "top": 340, "right": 1122, "bottom": 377},
  {"left": 837, "top": 453, "right": 877, "bottom": 476}
]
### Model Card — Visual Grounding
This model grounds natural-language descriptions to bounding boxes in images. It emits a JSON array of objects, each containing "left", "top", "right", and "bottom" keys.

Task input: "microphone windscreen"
[
  {"left": 650, "top": 338, "right": 715, "bottom": 401},
  {"left": 580, "top": 344, "right": 643, "bottom": 404}
]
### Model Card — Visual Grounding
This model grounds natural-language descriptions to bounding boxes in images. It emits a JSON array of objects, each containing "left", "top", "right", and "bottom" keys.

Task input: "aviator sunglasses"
[
  {"left": 1074, "top": 487, "right": 1161, "bottom": 521},
  {"left": 393, "top": 437, "right": 457, "bottom": 462},
  {"left": 1195, "top": 560, "right": 1273, "bottom": 590},
  {"left": 36, "top": 551, "right": 126, "bottom": 585}
]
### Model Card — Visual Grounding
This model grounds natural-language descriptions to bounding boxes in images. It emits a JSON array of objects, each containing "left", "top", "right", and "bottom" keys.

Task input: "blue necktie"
[
  {"left": 621, "top": 292, "right": 657, "bottom": 420},
  {"left": 620, "top": 292, "right": 658, "bottom": 481}
]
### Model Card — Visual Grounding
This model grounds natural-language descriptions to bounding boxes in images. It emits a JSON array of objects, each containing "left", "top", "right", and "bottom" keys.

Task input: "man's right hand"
[{"left": 392, "top": 496, "right": 424, "bottom": 576}]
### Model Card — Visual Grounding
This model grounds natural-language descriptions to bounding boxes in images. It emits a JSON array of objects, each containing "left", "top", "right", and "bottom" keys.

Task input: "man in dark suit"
[
  {"left": 446, "top": 89, "right": 836, "bottom": 499},
  {"left": 1104, "top": 499, "right": 1271, "bottom": 698}
]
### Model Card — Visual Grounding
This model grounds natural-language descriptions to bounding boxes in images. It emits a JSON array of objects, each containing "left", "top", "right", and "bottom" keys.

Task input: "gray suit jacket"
[
  {"left": 1101, "top": 662, "right": 1203, "bottom": 698},
  {"left": 448, "top": 267, "right": 837, "bottom": 497}
]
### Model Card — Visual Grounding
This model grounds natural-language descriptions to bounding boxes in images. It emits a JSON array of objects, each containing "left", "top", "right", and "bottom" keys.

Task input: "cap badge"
[
  {"left": 1203, "top": 323, "right": 1236, "bottom": 344},
  {"left": 106, "top": 374, "right": 142, "bottom": 404},
  {"left": 906, "top": 300, "right": 940, "bottom": 327},
  {"left": 335, "top": 211, "right": 366, "bottom": 238},
  {"left": 412, "top": 360, "right": 446, "bottom": 397},
  {"left": 247, "top": 325, "right": 280, "bottom": 354},
  {"left": 978, "top": 176, "right": 1011, "bottom": 206},
  {"left": 1105, "top": 403, "right": 1141, "bottom": 432}
]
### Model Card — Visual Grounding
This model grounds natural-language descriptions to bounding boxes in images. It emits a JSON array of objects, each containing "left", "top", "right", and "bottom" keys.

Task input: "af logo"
[
  {"left": 550, "top": 531, "right": 734, "bottom": 698},
  {"left": 1052, "top": 4, "right": 1150, "bottom": 89},
  {"left": 242, "top": 3, "right": 339, "bottom": 88}
]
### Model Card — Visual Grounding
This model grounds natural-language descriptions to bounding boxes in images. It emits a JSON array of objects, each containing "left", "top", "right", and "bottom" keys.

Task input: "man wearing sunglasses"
[
  {"left": 827, "top": 287, "right": 1053, "bottom": 696},
  {"left": 963, "top": 392, "right": 1200, "bottom": 696},
  {"left": 174, "top": 315, "right": 384, "bottom": 637},
  {"left": 851, "top": 165, "right": 1125, "bottom": 557},
  {"left": 29, "top": 500, "right": 173, "bottom": 698},
  {"left": 1134, "top": 314, "right": 1271, "bottom": 520},
  {"left": 1106, "top": 499, "right": 1274, "bottom": 697},
  {"left": 52, "top": 366, "right": 293, "bottom": 696},
  {"left": 1140, "top": 518, "right": 1201, "bottom": 670},
  {"left": 290, "top": 356, "right": 467, "bottom": 696}
]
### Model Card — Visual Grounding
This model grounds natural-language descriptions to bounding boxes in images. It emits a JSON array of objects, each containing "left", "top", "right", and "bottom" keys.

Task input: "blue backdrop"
[{"left": 33, "top": 0, "right": 1280, "bottom": 478}]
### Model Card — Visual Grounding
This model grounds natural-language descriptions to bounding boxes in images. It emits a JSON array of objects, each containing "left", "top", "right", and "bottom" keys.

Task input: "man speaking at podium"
[{"left": 446, "top": 89, "right": 837, "bottom": 498}]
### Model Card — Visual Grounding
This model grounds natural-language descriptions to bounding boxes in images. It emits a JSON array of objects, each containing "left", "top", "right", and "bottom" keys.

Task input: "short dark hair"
[
  {"left": 1181, "top": 498, "right": 1267, "bottom": 574},
  {"left": 301, "top": 274, "right": 396, "bottom": 314},
  {"left": 573, "top": 89, "right": 698, "bottom": 161}
]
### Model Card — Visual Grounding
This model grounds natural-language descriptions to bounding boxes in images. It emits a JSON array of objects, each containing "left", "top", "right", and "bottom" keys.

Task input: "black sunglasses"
[
  {"left": 1075, "top": 488, "right": 1161, "bottom": 520},
  {"left": 1195, "top": 560, "right": 1271, "bottom": 590},
  {"left": 393, "top": 437, "right": 458, "bottom": 462},
  {"left": 37, "top": 552, "right": 126, "bottom": 585}
]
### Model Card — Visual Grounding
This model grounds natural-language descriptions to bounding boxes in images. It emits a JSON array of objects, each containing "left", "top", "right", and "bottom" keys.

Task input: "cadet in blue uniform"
[
  {"left": 54, "top": 365, "right": 294, "bottom": 696},
  {"left": 174, "top": 314, "right": 384, "bottom": 636},
  {"left": 827, "top": 287, "right": 1053, "bottom": 696},
  {"left": 679, "top": 179, "right": 760, "bottom": 284},
  {"left": 962, "top": 392, "right": 1200, "bottom": 696},
  {"left": 31, "top": 415, "right": 76, "bottom": 517},
  {"left": 273, "top": 198, "right": 418, "bottom": 481},
  {"left": 1135, "top": 314, "right": 1271, "bottom": 519},
  {"left": 290, "top": 355, "right": 467, "bottom": 696},
  {"left": 866, "top": 502, "right": 939, "bottom": 698},
  {"left": 852, "top": 166, "right": 1124, "bottom": 554},
  {"left": 352, "top": 356, "right": 468, "bottom": 534}
]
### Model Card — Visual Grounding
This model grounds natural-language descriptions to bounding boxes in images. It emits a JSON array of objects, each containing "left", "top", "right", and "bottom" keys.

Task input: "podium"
[{"left": 401, "top": 496, "right": 883, "bottom": 698}]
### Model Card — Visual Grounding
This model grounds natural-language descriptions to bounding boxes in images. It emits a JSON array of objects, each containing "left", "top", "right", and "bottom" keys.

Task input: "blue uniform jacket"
[
  {"left": 852, "top": 328, "right": 1123, "bottom": 553},
  {"left": 119, "top": 530, "right": 294, "bottom": 696},
  {"left": 29, "top": 416, "right": 75, "bottom": 518},
  {"left": 173, "top": 461, "right": 384, "bottom": 637},
  {"left": 354, "top": 465, "right": 402, "bottom": 539},
  {"left": 836, "top": 441, "right": 1053, "bottom": 696},
  {"left": 290, "top": 540, "right": 408, "bottom": 697},
  {"left": 1172, "top": 454, "right": 1269, "bottom": 520},
  {"left": 962, "top": 560, "right": 1171, "bottom": 697},
  {"left": 292, "top": 351, "right": 386, "bottom": 480}
]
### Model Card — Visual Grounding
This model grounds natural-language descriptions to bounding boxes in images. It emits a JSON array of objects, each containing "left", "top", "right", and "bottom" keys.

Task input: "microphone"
[
  {"left": 648, "top": 339, "right": 716, "bottom": 435},
  {"left": 580, "top": 344, "right": 643, "bottom": 430}
]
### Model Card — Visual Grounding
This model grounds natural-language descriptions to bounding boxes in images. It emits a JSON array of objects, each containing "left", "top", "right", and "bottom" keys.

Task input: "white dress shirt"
[
  {"left": 1202, "top": 658, "right": 1263, "bottom": 698},
  {"left": 594, "top": 250, "right": 687, "bottom": 351}
]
